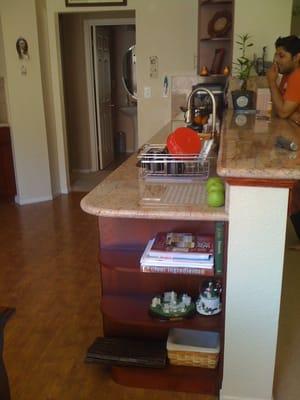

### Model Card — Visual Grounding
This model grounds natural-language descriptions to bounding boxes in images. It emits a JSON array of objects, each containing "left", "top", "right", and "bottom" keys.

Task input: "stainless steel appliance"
[{"left": 187, "top": 75, "right": 228, "bottom": 132}]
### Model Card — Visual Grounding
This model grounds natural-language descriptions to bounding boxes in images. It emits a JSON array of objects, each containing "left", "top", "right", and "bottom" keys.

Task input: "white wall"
[
  {"left": 233, "top": 0, "right": 293, "bottom": 65},
  {"left": 0, "top": 0, "right": 52, "bottom": 204},
  {"left": 221, "top": 185, "right": 289, "bottom": 400}
]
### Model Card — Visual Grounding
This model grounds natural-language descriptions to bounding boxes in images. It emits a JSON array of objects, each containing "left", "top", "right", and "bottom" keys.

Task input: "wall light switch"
[
  {"left": 144, "top": 86, "right": 151, "bottom": 98},
  {"left": 150, "top": 56, "right": 158, "bottom": 78}
]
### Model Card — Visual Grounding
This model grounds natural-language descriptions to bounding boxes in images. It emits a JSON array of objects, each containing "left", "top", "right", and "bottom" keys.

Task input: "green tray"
[{"left": 149, "top": 295, "right": 196, "bottom": 321}]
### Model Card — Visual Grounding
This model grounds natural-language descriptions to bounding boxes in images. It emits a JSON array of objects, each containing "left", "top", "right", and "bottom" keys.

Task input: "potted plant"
[{"left": 231, "top": 33, "right": 255, "bottom": 111}]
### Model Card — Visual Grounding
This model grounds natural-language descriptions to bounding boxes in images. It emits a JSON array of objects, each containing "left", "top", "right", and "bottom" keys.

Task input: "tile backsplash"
[
  {"left": 172, "top": 74, "right": 270, "bottom": 113},
  {"left": 0, "top": 77, "right": 8, "bottom": 123},
  {"left": 171, "top": 75, "right": 201, "bottom": 120}
]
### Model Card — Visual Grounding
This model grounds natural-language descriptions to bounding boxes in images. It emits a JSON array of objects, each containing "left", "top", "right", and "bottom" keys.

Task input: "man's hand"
[
  {"left": 290, "top": 111, "right": 300, "bottom": 126},
  {"left": 266, "top": 63, "right": 279, "bottom": 85}
]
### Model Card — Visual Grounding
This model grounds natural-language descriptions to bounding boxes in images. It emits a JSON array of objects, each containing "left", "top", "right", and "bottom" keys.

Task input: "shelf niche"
[{"left": 198, "top": 0, "right": 234, "bottom": 75}]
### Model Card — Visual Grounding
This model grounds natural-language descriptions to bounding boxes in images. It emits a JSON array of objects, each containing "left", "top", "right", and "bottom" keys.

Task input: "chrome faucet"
[{"left": 185, "top": 87, "right": 217, "bottom": 134}]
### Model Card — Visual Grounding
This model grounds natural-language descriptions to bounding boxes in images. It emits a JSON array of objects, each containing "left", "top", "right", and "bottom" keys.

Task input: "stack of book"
[{"left": 140, "top": 232, "right": 215, "bottom": 276}]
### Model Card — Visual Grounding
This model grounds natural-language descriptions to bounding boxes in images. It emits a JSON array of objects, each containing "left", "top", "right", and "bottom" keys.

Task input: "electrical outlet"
[{"left": 144, "top": 86, "right": 151, "bottom": 99}]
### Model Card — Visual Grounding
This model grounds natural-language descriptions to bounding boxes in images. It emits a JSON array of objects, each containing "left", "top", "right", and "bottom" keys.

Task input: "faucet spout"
[{"left": 185, "top": 87, "right": 217, "bottom": 134}]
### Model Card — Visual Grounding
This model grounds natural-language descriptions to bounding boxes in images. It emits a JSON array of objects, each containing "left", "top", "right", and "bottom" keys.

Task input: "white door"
[{"left": 93, "top": 26, "right": 114, "bottom": 169}]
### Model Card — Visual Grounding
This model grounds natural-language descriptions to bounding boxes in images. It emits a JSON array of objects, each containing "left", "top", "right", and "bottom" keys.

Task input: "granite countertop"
[
  {"left": 81, "top": 110, "right": 300, "bottom": 219},
  {"left": 81, "top": 123, "right": 227, "bottom": 221},
  {"left": 217, "top": 110, "right": 300, "bottom": 179}
]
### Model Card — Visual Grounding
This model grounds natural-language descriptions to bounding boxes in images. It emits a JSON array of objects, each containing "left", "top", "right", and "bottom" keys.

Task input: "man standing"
[
  {"left": 267, "top": 35, "right": 300, "bottom": 248},
  {"left": 267, "top": 36, "right": 300, "bottom": 250},
  {"left": 267, "top": 35, "right": 300, "bottom": 123}
]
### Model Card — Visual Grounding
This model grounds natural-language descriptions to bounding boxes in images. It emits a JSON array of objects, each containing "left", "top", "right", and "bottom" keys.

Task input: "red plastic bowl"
[{"left": 167, "top": 127, "right": 201, "bottom": 155}]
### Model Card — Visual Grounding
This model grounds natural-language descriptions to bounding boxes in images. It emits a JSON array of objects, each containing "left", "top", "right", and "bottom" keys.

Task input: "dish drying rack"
[{"left": 137, "top": 140, "right": 214, "bottom": 181}]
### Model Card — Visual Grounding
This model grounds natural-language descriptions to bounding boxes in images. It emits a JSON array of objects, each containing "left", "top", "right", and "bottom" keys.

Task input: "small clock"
[{"left": 232, "top": 90, "right": 255, "bottom": 111}]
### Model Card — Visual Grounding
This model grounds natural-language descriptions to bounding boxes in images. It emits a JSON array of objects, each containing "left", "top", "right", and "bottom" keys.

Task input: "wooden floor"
[{"left": 0, "top": 193, "right": 217, "bottom": 400}]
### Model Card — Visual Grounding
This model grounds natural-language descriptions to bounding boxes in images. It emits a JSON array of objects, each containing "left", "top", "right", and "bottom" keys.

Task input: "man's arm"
[{"left": 267, "top": 63, "right": 300, "bottom": 118}]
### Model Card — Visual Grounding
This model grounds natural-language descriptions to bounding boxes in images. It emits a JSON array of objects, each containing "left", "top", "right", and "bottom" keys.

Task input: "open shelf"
[
  {"left": 100, "top": 248, "right": 222, "bottom": 297},
  {"left": 200, "top": 37, "right": 232, "bottom": 41},
  {"left": 198, "top": 0, "right": 234, "bottom": 74},
  {"left": 200, "top": 0, "right": 232, "bottom": 4},
  {"left": 112, "top": 362, "right": 221, "bottom": 394},
  {"left": 95, "top": 215, "right": 227, "bottom": 394},
  {"left": 101, "top": 294, "right": 222, "bottom": 332},
  {"left": 100, "top": 248, "right": 222, "bottom": 276}
]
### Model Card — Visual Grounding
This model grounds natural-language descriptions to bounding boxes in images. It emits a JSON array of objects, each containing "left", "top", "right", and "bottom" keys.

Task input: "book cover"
[
  {"left": 141, "top": 264, "right": 214, "bottom": 276},
  {"left": 214, "top": 221, "right": 224, "bottom": 274},
  {"left": 141, "top": 255, "right": 214, "bottom": 268},
  {"left": 149, "top": 232, "right": 214, "bottom": 259},
  {"left": 141, "top": 239, "right": 214, "bottom": 269}
]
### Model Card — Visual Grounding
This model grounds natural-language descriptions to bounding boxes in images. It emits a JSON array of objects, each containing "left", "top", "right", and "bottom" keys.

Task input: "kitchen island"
[{"left": 81, "top": 110, "right": 300, "bottom": 400}]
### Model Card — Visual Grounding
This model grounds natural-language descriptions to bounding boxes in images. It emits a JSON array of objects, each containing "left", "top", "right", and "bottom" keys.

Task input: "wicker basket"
[
  {"left": 167, "top": 328, "right": 220, "bottom": 369},
  {"left": 168, "top": 348, "right": 219, "bottom": 368}
]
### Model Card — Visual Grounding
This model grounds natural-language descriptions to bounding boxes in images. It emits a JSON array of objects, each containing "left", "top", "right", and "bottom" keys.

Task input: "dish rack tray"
[{"left": 137, "top": 144, "right": 212, "bottom": 180}]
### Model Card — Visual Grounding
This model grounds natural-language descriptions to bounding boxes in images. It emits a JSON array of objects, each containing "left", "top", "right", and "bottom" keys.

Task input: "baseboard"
[
  {"left": 71, "top": 169, "right": 94, "bottom": 174},
  {"left": 15, "top": 194, "right": 53, "bottom": 205},
  {"left": 220, "top": 394, "right": 274, "bottom": 400}
]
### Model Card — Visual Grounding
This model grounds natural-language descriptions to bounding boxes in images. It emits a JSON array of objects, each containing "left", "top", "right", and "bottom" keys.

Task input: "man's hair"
[{"left": 275, "top": 35, "right": 300, "bottom": 57}]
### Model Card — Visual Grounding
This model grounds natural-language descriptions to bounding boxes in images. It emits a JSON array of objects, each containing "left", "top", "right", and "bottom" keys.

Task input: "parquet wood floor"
[{"left": 0, "top": 193, "right": 216, "bottom": 400}]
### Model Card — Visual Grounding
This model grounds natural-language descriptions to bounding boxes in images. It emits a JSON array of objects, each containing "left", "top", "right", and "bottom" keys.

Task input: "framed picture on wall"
[{"left": 65, "top": 0, "right": 127, "bottom": 6}]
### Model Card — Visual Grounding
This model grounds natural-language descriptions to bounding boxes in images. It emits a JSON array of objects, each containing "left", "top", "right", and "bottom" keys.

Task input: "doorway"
[
  {"left": 291, "top": 0, "right": 300, "bottom": 36},
  {"left": 59, "top": 12, "right": 136, "bottom": 191}
]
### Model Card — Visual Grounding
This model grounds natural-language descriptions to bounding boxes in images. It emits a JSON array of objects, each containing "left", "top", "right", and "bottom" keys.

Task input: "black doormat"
[{"left": 86, "top": 336, "right": 167, "bottom": 368}]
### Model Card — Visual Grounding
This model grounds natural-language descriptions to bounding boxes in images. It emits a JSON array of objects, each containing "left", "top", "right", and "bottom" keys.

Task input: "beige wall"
[
  {"left": 0, "top": 17, "right": 8, "bottom": 123},
  {"left": 0, "top": 0, "right": 52, "bottom": 204},
  {"left": 60, "top": 13, "right": 91, "bottom": 172},
  {"left": 0, "top": 0, "right": 296, "bottom": 202},
  {"left": 0, "top": 17, "right": 6, "bottom": 77},
  {"left": 233, "top": 0, "right": 293, "bottom": 66},
  {"left": 36, "top": 0, "right": 61, "bottom": 196},
  {"left": 43, "top": 0, "right": 198, "bottom": 193}
]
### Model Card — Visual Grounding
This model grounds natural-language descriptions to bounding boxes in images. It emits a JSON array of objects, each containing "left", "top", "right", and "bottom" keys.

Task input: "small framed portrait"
[
  {"left": 65, "top": 0, "right": 127, "bottom": 6},
  {"left": 16, "top": 37, "right": 29, "bottom": 59}
]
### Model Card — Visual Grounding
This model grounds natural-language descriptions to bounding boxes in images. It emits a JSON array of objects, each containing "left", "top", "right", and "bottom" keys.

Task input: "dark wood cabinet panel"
[
  {"left": 112, "top": 363, "right": 221, "bottom": 394},
  {"left": 0, "top": 127, "right": 16, "bottom": 202},
  {"left": 97, "top": 215, "right": 227, "bottom": 394}
]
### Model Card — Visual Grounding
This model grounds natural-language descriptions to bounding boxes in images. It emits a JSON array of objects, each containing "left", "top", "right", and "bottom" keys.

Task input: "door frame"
[{"left": 84, "top": 17, "right": 135, "bottom": 171}]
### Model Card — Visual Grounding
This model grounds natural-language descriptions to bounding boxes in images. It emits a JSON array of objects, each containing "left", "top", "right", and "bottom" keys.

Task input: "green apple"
[
  {"left": 207, "top": 181, "right": 225, "bottom": 193},
  {"left": 206, "top": 177, "right": 224, "bottom": 190},
  {"left": 207, "top": 190, "right": 225, "bottom": 207}
]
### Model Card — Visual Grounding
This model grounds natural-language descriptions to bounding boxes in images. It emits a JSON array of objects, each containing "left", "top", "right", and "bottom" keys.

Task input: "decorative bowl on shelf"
[{"left": 207, "top": 10, "right": 232, "bottom": 38}]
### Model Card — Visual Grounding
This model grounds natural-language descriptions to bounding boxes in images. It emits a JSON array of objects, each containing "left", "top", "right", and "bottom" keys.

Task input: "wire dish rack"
[{"left": 137, "top": 142, "right": 214, "bottom": 181}]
